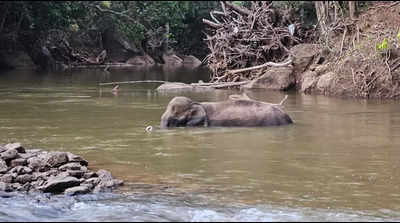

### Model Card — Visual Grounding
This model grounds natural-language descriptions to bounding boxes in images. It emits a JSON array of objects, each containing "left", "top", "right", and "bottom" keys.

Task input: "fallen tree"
[{"left": 203, "top": 1, "right": 312, "bottom": 83}]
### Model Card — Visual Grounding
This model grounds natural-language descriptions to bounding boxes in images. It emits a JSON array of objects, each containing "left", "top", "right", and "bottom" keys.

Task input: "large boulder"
[
  {"left": 39, "top": 174, "right": 80, "bottom": 193},
  {"left": 126, "top": 54, "right": 155, "bottom": 66},
  {"left": 45, "top": 152, "right": 68, "bottom": 168},
  {"left": 4, "top": 143, "right": 25, "bottom": 153},
  {"left": 182, "top": 55, "right": 202, "bottom": 68},
  {"left": 102, "top": 29, "right": 141, "bottom": 62},
  {"left": 242, "top": 66, "right": 295, "bottom": 90},
  {"left": 316, "top": 72, "right": 335, "bottom": 93},
  {"left": 156, "top": 82, "right": 194, "bottom": 91},
  {"left": 64, "top": 185, "right": 90, "bottom": 196},
  {"left": 0, "top": 159, "right": 8, "bottom": 174},
  {"left": 290, "top": 44, "right": 324, "bottom": 74},
  {"left": 162, "top": 53, "right": 184, "bottom": 67},
  {"left": 1, "top": 148, "right": 19, "bottom": 161},
  {"left": 0, "top": 50, "right": 36, "bottom": 70},
  {"left": 300, "top": 70, "right": 319, "bottom": 93},
  {"left": 66, "top": 152, "right": 88, "bottom": 166}
]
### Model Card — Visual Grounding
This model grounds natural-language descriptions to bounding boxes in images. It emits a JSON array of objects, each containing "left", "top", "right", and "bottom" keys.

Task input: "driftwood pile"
[{"left": 203, "top": 1, "right": 307, "bottom": 83}]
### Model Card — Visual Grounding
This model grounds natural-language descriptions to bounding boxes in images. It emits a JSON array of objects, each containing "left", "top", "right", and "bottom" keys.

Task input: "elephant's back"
[{"left": 206, "top": 100, "right": 293, "bottom": 126}]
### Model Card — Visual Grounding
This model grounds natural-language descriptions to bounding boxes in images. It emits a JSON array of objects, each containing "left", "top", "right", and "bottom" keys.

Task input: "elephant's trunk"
[
  {"left": 160, "top": 119, "right": 168, "bottom": 129},
  {"left": 160, "top": 112, "right": 169, "bottom": 129}
]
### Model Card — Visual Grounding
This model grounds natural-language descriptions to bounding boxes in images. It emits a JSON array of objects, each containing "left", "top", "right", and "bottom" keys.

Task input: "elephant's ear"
[{"left": 187, "top": 103, "right": 208, "bottom": 127}]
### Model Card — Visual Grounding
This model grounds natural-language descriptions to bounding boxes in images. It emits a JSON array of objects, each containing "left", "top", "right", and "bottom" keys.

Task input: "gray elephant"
[{"left": 160, "top": 94, "right": 293, "bottom": 128}]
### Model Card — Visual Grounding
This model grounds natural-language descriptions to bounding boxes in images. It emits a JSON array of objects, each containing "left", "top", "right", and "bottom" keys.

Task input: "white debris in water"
[{"left": 145, "top": 126, "right": 153, "bottom": 133}]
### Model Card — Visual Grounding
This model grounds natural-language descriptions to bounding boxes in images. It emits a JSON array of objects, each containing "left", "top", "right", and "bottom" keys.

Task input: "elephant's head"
[{"left": 160, "top": 96, "right": 208, "bottom": 128}]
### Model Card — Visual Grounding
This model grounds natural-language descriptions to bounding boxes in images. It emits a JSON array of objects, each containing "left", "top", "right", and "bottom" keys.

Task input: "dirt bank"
[{"left": 296, "top": 1, "right": 400, "bottom": 99}]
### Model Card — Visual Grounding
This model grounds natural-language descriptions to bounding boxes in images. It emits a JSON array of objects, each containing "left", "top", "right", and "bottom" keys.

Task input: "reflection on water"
[{"left": 1, "top": 68, "right": 400, "bottom": 221}]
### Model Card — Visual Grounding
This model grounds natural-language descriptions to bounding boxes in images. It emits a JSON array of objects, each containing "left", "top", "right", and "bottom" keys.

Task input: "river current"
[{"left": 1, "top": 67, "right": 400, "bottom": 221}]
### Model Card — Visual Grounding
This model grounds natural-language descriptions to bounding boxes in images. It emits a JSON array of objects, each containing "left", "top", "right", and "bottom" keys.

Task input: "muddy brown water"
[{"left": 1, "top": 67, "right": 400, "bottom": 221}]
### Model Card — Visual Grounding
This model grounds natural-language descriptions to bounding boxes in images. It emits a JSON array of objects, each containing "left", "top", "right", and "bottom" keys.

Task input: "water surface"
[{"left": 1, "top": 67, "right": 400, "bottom": 221}]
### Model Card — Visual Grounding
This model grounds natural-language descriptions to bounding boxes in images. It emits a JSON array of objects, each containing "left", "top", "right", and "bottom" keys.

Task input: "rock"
[
  {"left": 96, "top": 169, "right": 113, "bottom": 181},
  {"left": 290, "top": 44, "right": 324, "bottom": 74},
  {"left": 102, "top": 28, "right": 141, "bottom": 62},
  {"left": 93, "top": 179, "right": 124, "bottom": 193},
  {"left": 316, "top": 72, "right": 335, "bottom": 92},
  {"left": 20, "top": 150, "right": 41, "bottom": 159},
  {"left": 84, "top": 177, "right": 100, "bottom": 186},
  {"left": 10, "top": 158, "right": 27, "bottom": 167},
  {"left": 80, "top": 183, "right": 95, "bottom": 190},
  {"left": 67, "top": 170, "right": 86, "bottom": 178},
  {"left": 66, "top": 152, "right": 88, "bottom": 166},
  {"left": 156, "top": 82, "right": 194, "bottom": 91},
  {"left": 19, "top": 182, "right": 31, "bottom": 192},
  {"left": 0, "top": 50, "right": 36, "bottom": 70},
  {"left": 0, "top": 174, "right": 14, "bottom": 183},
  {"left": 9, "top": 166, "right": 32, "bottom": 175},
  {"left": 0, "top": 159, "right": 8, "bottom": 174},
  {"left": 83, "top": 172, "right": 97, "bottom": 179},
  {"left": 0, "top": 182, "right": 8, "bottom": 191},
  {"left": 39, "top": 175, "right": 80, "bottom": 193},
  {"left": 91, "top": 169, "right": 117, "bottom": 193},
  {"left": 25, "top": 149, "right": 42, "bottom": 153},
  {"left": 1, "top": 148, "right": 19, "bottom": 161},
  {"left": 300, "top": 71, "right": 319, "bottom": 93},
  {"left": 0, "top": 191, "right": 16, "bottom": 198},
  {"left": 126, "top": 54, "right": 155, "bottom": 66},
  {"left": 162, "top": 53, "right": 183, "bottom": 67},
  {"left": 46, "top": 168, "right": 62, "bottom": 177},
  {"left": 46, "top": 152, "right": 68, "bottom": 168},
  {"left": 9, "top": 183, "right": 22, "bottom": 191},
  {"left": 314, "top": 63, "right": 330, "bottom": 75},
  {"left": 242, "top": 66, "right": 295, "bottom": 90},
  {"left": 15, "top": 174, "right": 35, "bottom": 184},
  {"left": 93, "top": 170, "right": 123, "bottom": 193},
  {"left": 64, "top": 185, "right": 90, "bottom": 196},
  {"left": 30, "top": 179, "right": 46, "bottom": 190},
  {"left": 182, "top": 55, "right": 202, "bottom": 68},
  {"left": 0, "top": 145, "right": 6, "bottom": 153},
  {"left": 0, "top": 142, "right": 124, "bottom": 195},
  {"left": 27, "top": 156, "right": 48, "bottom": 172},
  {"left": 4, "top": 143, "right": 25, "bottom": 153},
  {"left": 59, "top": 162, "right": 83, "bottom": 171}
]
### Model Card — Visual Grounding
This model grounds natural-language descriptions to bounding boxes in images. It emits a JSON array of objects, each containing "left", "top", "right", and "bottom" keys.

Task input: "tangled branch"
[{"left": 203, "top": 1, "right": 309, "bottom": 83}]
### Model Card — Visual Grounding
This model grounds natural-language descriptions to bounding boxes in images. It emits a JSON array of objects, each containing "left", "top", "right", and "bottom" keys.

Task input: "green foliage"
[
  {"left": 232, "top": 1, "right": 244, "bottom": 6},
  {"left": 102, "top": 1, "right": 111, "bottom": 8},
  {"left": 0, "top": 1, "right": 219, "bottom": 57},
  {"left": 397, "top": 31, "right": 400, "bottom": 42},
  {"left": 376, "top": 38, "right": 389, "bottom": 51}
]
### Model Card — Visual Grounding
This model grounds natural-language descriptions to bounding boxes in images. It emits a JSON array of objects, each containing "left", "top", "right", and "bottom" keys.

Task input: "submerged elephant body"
[{"left": 160, "top": 95, "right": 293, "bottom": 128}]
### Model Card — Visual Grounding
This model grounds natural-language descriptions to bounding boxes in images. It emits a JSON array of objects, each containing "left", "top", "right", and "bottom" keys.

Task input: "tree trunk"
[
  {"left": 314, "top": 1, "right": 343, "bottom": 35},
  {"left": 0, "top": 3, "right": 9, "bottom": 34},
  {"left": 349, "top": 1, "right": 356, "bottom": 20},
  {"left": 314, "top": 1, "right": 329, "bottom": 35}
]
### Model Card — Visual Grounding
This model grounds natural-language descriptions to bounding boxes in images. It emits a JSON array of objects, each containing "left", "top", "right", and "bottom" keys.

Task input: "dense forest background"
[{"left": 0, "top": 1, "right": 322, "bottom": 70}]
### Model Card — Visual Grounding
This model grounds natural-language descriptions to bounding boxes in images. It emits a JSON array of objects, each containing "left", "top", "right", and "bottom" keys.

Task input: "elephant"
[{"left": 160, "top": 94, "right": 293, "bottom": 128}]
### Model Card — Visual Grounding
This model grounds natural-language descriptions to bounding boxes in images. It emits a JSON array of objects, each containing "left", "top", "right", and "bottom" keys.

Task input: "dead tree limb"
[
  {"left": 99, "top": 80, "right": 167, "bottom": 86},
  {"left": 227, "top": 58, "right": 292, "bottom": 75},
  {"left": 203, "top": 1, "right": 309, "bottom": 83}
]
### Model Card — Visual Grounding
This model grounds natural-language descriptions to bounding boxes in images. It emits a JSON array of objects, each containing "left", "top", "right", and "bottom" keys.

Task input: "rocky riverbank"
[{"left": 0, "top": 142, "right": 123, "bottom": 196}]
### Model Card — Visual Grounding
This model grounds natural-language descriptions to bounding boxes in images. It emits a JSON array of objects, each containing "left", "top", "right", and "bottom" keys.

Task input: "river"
[{"left": 1, "top": 66, "right": 400, "bottom": 221}]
